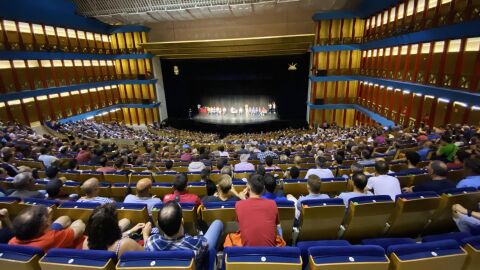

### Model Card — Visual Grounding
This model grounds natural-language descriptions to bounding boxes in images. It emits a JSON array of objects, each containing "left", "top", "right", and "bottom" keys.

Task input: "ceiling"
[{"left": 71, "top": 0, "right": 355, "bottom": 24}]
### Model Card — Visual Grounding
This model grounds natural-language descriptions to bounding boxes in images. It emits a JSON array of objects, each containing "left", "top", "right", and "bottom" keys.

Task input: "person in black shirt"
[
  {"left": 397, "top": 151, "right": 424, "bottom": 175},
  {"left": 202, "top": 175, "right": 239, "bottom": 203},
  {"left": 402, "top": 160, "right": 455, "bottom": 194}
]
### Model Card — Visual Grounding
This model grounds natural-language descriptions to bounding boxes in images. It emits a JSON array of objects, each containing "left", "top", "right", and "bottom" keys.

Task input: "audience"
[
  {"left": 123, "top": 178, "right": 161, "bottom": 213},
  {"left": 202, "top": 175, "right": 239, "bottom": 203},
  {"left": 9, "top": 205, "right": 85, "bottom": 252},
  {"left": 305, "top": 156, "right": 334, "bottom": 179},
  {"left": 38, "top": 147, "right": 58, "bottom": 169},
  {"left": 262, "top": 174, "right": 285, "bottom": 200},
  {"left": 163, "top": 174, "right": 201, "bottom": 205},
  {"left": 188, "top": 155, "right": 205, "bottom": 172},
  {"left": 456, "top": 158, "right": 480, "bottom": 188},
  {"left": 366, "top": 160, "right": 401, "bottom": 200},
  {"left": 397, "top": 151, "right": 424, "bottom": 175},
  {"left": 8, "top": 172, "right": 44, "bottom": 199},
  {"left": 402, "top": 161, "right": 456, "bottom": 194},
  {"left": 287, "top": 174, "right": 330, "bottom": 219},
  {"left": 77, "top": 178, "right": 114, "bottom": 204},
  {"left": 338, "top": 173, "right": 371, "bottom": 206},
  {"left": 234, "top": 154, "right": 255, "bottom": 171}
]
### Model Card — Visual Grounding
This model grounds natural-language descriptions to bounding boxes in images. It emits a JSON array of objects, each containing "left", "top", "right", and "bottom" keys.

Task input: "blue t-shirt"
[{"left": 457, "top": 175, "right": 480, "bottom": 189}]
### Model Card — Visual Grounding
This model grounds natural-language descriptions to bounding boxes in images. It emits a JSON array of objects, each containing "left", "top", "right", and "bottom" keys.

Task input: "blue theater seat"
[
  {"left": 59, "top": 201, "right": 101, "bottom": 209},
  {"left": 224, "top": 247, "right": 302, "bottom": 270},
  {"left": 117, "top": 250, "right": 195, "bottom": 269},
  {"left": 308, "top": 245, "right": 389, "bottom": 270},
  {"left": 0, "top": 244, "right": 43, "bottom": 270},
  {"left": 23, "top": 198, "right": 58, "bottom": 207},
  {"left": 297, "top": 198, "right": 345, "bottom": 241},
  {"left": 387, "top": 240, "right": 467, "bottom": 270},
  {"left": 39, "top": 248, "right": 116, "bottom": 270},
  {"left": 422, "top": 232, "right": 472, "bottom": 244},
  {"left": 296, "top": 240, "right": 350, "bottom": 270},
  {"left": 361, "top": 238, "right": 417, "bottom": 251},
  {"left": 461, "top": 236, "right": 480, "bottom": 270}
]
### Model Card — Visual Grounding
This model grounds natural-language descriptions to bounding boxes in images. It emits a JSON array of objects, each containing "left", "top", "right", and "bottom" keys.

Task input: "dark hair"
[
  {"left": 45, "top": 166, "right": 59, "bottom": 179},
  {"left": 375, "top": 160, "right": 389, "bottom": 175},
  {"left": 334, "top": 154, "right": 344, "bottom": 165},
  {"left": 68, "top": 158, "right": 78, "bottom": 170},
  {"left": 200, "top": 168, "right": 211, "bottom": 180},
  {"left": 218, "top": 145, "right": 225, "bottom": 152},
  {"left": 464, "top": 158, "right": 480, "bottom": 174},
  {"left": 114, "top": 158, "right": 124, "bottom": 169},
  {"left": 165, "top": 160, "right": 173, "bottom": 170},
  {"left": 247, "top": 174, "right": 265, "bottom": 195},
  {"left": 455, "top": 149, "right": 470, "bottom": 163},
  {"left": 99, "top": 156, "right": 108, "bottom": 167},
  {"left": 13, "top": 205, "right": 48, "bottom": 240},
  {"left": 173, "top": 174, "right": 188, "bottom": 192},
  {"left": 430, "top": 161, "right": 448, "bottom": 177},
  {"left": 351, "top": 173, "right": 368, "bottom": 190},
  {"left": 307, "top": 174, "right": 321, "bottom": 193},
  {"left": 256, "top": 166, "right": 266, "bottom": 176},
  {"left": 216, "top": 158, "right": 228, "bottom": 170},
  {"left": 265, "top": 156, "right": 274, "bottom": 167},
  {"left": 263, "top": 174, "right": 276, "bottom": 193},
  {"left": 86, "top": 204, "right": 122, "bottom": 250},
  {"left": 40, "top": 147, "right": 48, "bottom": 155},
  {"left": 289, "top": 166, "right": 300, "bottom": 179},
  {"left": 315, "top": 156, "right": 327, "bottom": 168},
  {"left": 405, "top": 151, "right": 421, "bottom": 166},
  {"left": 158, "top": 201, "right": 182, "bottom": 236},
  {"left": 46, "top": 179, "right": 63, "bottom": 197},
  {"left": 361, "top": 149, "right": 371, "bottom": 159},
  {"left": 206, "top": 179, "right": 216, "bottom": 196}
]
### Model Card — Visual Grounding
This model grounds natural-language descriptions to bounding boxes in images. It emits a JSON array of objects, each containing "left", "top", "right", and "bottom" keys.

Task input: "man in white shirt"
[
  {"left": 234, "top": 154, "right": 255, "bottom": 171},
  {"left": 188, "top": 155, "right": 206, "bottom": 173},
  {"left": 366, "top": 160, "right": 401, "bottom": 200},
  {"left": 305, "top": 156, "right": 334, "bottom": 179}
]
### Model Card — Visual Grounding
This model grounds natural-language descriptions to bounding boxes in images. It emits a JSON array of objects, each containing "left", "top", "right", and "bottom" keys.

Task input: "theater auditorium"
[{"left": 0, "top": 0, "right": 480, "bottom": 269}]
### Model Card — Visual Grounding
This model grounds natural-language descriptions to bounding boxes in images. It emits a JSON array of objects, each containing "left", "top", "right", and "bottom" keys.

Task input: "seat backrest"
[
  {"left": 424, "top": 188, "right": 480, "bottom": 235},
  {"left": 187, "top": 182, "right": 206, "bottom": 197},
  {"left": 447, "top": 169, "right": 465, "bottom": 183},
  {"left": 411, "top": 174, "right": 432, "bottom": 186},
  {"left": 298, "top": 199, "right": 346, "bottom": 241},
  {"left": 39, "top": 248, "right": 116, "bottom": 270},
  {"left": 308, "top": 245, "right": 389, "bottom": 270},
  {"left": 386, "top": 192, "right": 441, "bottom": 237},
  {"left": 117, "top": 251, "right": 195, "bottom": 270},
  {"left": 283, "top": 179, "right": 308, "bottom": 198},
  {"left": 200, "top": 201, "right": 238, "bottom": 236},
  {"left": 151, "top": 183, "right": 173, "bottom": 199},
  {"left": 387, "top": 240, "right": 467, "bottom": 270},
  {"left": 0, "top": 243, "right": 43, "bottom": 270},
  {"left": 180, "top": 203, "right": 198, "bottom": 236},
  {"left": 276, "top": 200, "right": 295, "bottom": 245},
  {"left": 54, "top": 201, "right": 100, "bottom": 223},
  {"left": 224, "top": 247, "right": 302, "bottom": 270},
  {"left": 460, "top": 236, "right": 480, "bottom": 270},
  {"left": 152, "top": 174, "right": 176, "bottom": 183},
  {"left": 342, "top": 195, "right": 395, "bottom": 241},
  {"left": 319, "top": 178, "right": 348, "bottom": 196},
  {"left": 115, "top": 203, "right": 149, "bottom": 225},
  {"left": 103, "top": 173, "right": 128, "bottom": 184}
]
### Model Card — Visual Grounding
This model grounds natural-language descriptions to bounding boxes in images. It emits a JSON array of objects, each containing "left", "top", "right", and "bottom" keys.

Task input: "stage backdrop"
[{"left": 161, "top": 54, "right": 309, "bottom": 120}]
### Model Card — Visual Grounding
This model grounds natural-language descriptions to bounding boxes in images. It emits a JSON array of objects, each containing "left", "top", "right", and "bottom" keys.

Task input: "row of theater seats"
[
  {"left": 0, "top": 233, "right": 478, "bottom": 270},
  {"left": 1, "top": 188, "right": 479, "bottom": 244}
]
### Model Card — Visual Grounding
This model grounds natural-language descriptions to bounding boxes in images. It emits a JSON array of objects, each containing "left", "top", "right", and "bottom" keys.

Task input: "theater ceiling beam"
[{"left": 140, "top": 34, "right": 314, "bottom": 59}]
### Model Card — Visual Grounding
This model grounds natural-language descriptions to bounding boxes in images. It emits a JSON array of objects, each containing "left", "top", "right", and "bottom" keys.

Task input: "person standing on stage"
[
  {"left": 239, "top": 107, "right": 243, "bottom": 115},
  {"left": 222, "top": 107, "right": 227, "bottom": 115},
  {"left": 268, "top": 103, "right": 272, "bottom": 114},
  {"left": 272, "top": 102, "right": 276, "bottom": 113}
]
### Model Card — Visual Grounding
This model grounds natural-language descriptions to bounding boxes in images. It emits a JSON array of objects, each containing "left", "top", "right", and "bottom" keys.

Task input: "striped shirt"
[
  {"left": 145, "top": 233, "right": 208, "bottom": 269},
  {"left": 76, "top": 196, "right": 114, "bottom": 204}
]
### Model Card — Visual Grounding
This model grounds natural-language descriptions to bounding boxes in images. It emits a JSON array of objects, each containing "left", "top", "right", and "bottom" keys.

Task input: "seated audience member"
[
  {"left": 357, "top": 149, "right": 375, "bottom": 166},
  {"left": 366, "top": 160, "right": 401, "bottom": 200},
  {"left": 402, "top": 161, "right": 456, "bottom": 194},
  {"left": 77, "top": 177, "right": 114, "bottom": 204},
  {"left": 456, "top": 158, "right": 480, "bottom": 188},
  {"left": 234, "top": 154, "right": 255, "bottom": 171},
  {"left": 350, "top": 163, "right": 365, "bottom": 175},
  {"left": 264, "top": 156, "right": 280, "bottom": 170},
  {"left": 144, "top": 201, "right": 222, "bottom": 269},
  {"left": 38, "top": 147, "right": 58, "bottom": 169},
  {"left": 293, "top": 155, "right": 303, "bottom": 168},
  {"left": 96, "top": 156, "right": 116, "bottom": 173},
  {"left": 113, "top": 158, "right": 131, "bottom": 175},
  {"left": 46, "top": 179, "right": 73, "bottom": 201},
  {"left": 8, "top": 172, "right": 44, "bottom": 199},
  {"left": 200, "top": 168, "right": 216, "bottom": 196},
  {"left": 234, "top": 174, "right": 284, "bottom": 246},
  {"left": 397, "top": 151, "right": 424, "bottom": 175},
  {"left": 76, "top": 146, "right": 91, "bottom": 164},
  {"left": 284, "top": 166, "right": 300, "bottom": 179},
  {"left": 262, "top": 174, "right": 285, "bottom": 200},
  {"left": 188, "top": 155, "right": 205, "bottom": 173},
  {"left": 64, "top": 158, "right": 79, "bottom": 172},
  {"left": 181, "top": 148, "right": 193, "bottom": 162},
  {"left": 9, "top": 205, "right": 85, "bottom": 252},
  {"left": 417, "top": 141, "right": 433, "bottom": 161},
  {"left": 256, "top": 145, "right": 278, "bottom": 163},
  {"left": 163, "top": 174, "right": 201, "bottom": 205},
  {"left": 44, "top": 166, "right": 60, "bottom": 181},
  {"left": 287, "top": 175, "right": 330, "bottom": 219},
  {"left": 447, "top": 149, "right": 470, "bottom": 169},
  {"left": 83, "top": 204, "right": 145, "bottom": 257},
  {"left": 164, "top": 160, "right": 176, "bottom": 173},
  {"left": 0, "top": 150, "right": 19, "bottom": 177},
  {"left": 305, "top": 156, "right": 334, "bottom": 179},
  {"left": 452, "top": 203, "right": 480, "bottom": 234},
  {"left": 338, "top": 173, "right": 371, "bottom": 206},
  {"left": 217, "top": 145, "right": 230, "bottom": 158},
  {"left": 202, "top": 175, "right": 239, "bottom": 203},
  {"left": 0, "top": 208, "right": 14, "bottom": 243},
  {"left": 124, "top": 178, "right": 161, "bottom": 213},
  {"left": 436, "top": 134, "right": 458, "bottom": 162},
  {"left": 215, "top": 158, "right": 228, "bottom": 172},
  {"left": 220, "top": 165, "right": 233, "bottom": 178}
]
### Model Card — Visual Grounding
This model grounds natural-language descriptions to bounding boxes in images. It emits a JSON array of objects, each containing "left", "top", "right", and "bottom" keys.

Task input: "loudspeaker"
[{"left": 314, "top": 98, "right": 324, "bottom": 105}]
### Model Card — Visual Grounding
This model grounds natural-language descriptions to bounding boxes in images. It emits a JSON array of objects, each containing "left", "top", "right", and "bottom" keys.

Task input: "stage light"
[
  {"left": 472, "top": 106, "right": 480, "bottom": 111},
  {"left": 173, "top": 65, "right": 179, "bottom": 75},
  {"left": 288, "top": 63, "right": 297, "bottom": 71},
  {"left": 454, "top": 102, "right": 467, "bottom": 107},
  {"left": 415, "top": 93, "right": 423, "bottom": 96}
]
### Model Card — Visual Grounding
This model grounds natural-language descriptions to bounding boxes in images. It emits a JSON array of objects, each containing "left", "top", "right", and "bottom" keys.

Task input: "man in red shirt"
[
  {"left": 9, "top": 205, "right": 85, "bottom": 252},
  {"left": 235, "top": 174, "right": 281, "bottom": 246},
  {"left": 163, "top": 174, "right": 201, "bottom": 206}
]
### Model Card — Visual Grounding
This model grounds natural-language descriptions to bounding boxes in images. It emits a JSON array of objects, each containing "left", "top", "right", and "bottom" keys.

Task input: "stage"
[
  {"left": 166, "top": 117, "right": 307, "bottom": 135},
  {"left": 193, "top": 113, "right": 279, "bottom": 125}
]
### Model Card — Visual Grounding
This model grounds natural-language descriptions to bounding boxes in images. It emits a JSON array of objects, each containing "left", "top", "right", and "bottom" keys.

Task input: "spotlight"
[
  {"left": 173, "top": 65, "right": 179, "bottom": 75},
  {"left": 288, "top": 63, "right": 297, "bottom": 71}
]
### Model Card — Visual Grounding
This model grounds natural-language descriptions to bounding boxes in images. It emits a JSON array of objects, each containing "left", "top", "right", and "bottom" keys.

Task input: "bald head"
[
  {"left": 13, "top": 172, "right": 34, "bottom": 190},
  {"left": 81, "top": 177, "right": 99, "bottom": 196},
  {"left": 136, "top": 178, "right": 152, "bottom": 197},
  {"left": 13, "top": 205, "right": 49, "bottom": 240},
  {"left": 157, "top": 201, "right": 182, "bottom": 237}
]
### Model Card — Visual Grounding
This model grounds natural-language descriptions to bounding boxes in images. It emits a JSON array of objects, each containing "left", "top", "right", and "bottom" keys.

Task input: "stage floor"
[{"left": 193, "top": 113, "right": 278, "bottom": 125}]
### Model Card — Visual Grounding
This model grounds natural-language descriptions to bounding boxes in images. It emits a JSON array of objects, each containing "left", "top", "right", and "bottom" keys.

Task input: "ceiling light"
[
  {"left": 438, "top": 98, "right": 450, "bottom": 103},
  {"left": 288, "top": 63, "right": 297, "bottom": 71}
]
